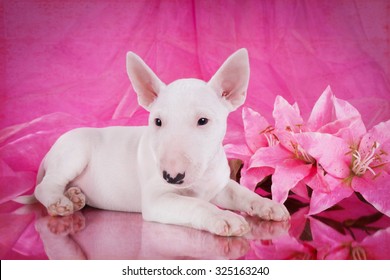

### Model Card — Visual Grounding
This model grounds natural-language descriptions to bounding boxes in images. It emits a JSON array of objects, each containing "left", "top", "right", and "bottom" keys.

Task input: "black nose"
[{"left": 163, "top": 171, "right": 185, "bottom": 185}]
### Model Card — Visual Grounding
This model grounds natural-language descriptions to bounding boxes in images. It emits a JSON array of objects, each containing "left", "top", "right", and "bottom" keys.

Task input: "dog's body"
[{"left": 34, "top": 49, "right": 289, "bottom": 236}]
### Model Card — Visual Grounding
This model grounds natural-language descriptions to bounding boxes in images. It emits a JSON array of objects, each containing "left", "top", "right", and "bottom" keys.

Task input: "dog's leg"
[
  {"left": 212, "top": 179, "right": 290, "bottom": 221},
  {"left": 34, "top": 146, "right": 88, "bottom": 216},
  {"left": 142, "top": 192, "right": 250, "bottom": 236}
]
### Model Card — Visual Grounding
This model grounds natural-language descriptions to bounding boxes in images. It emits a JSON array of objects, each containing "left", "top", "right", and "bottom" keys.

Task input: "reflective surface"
[{"left": 1, "top": 192, "right": 389, "bottom": 260}]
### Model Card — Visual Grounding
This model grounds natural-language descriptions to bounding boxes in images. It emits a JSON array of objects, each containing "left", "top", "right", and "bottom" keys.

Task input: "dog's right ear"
[{"left": 126, "top": 52, "right": 166, "bottom": 111}]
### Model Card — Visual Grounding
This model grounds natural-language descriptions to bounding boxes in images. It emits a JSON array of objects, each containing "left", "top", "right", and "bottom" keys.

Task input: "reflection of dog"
[
  {"left": 34, "top": 49, "right": 289, "bottom": 236},
  {"left": 35, "top": 209, "right": 289, "bottom": 260}
]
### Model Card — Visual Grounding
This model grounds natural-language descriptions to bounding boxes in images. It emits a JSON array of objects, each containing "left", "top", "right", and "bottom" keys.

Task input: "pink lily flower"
[
  {"left": 248, "top": 95, "right": 313, "bottom": 202},
  {"left": 298, "top": 87, "right": 389, "bottom": 216},
  {"left": 302, "top": 119, "right": 390, "bottom": 216},
  {"left": 350, "top": 121, "right": 390, "bottom": 216},
  {"left": 288, "top": 86, "right": 365, "bottom": 213},
  {"left": 225, "top": 86, "right": 389, "bottom": 216},
  {"left": 250, "top": 91, "right": 351, "bottom": 203}
]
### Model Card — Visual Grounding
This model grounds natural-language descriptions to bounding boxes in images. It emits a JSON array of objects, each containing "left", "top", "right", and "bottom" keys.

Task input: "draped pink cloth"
[{"left": 1, "top": 0, "right": 389, "bottom": 259}]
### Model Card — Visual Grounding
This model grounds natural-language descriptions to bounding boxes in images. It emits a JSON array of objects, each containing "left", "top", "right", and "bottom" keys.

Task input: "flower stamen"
[
  {"left": 351, "top": 246, "right": 367, "bottom": 260},
  {"left": 291, "top": 141, "right": 315, "bottom": 164},
  {"left": 260, "top": 126, "right": 279, "bottom": 147},
  {"left": 352, "top": 142, "right": 380, "bottom": 176}
]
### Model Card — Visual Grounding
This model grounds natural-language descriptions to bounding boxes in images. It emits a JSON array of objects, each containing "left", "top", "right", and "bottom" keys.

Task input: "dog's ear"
[
  {"left": 208, "top": 48, "right": 250, "bottom": 111},
  {"left": 126, "top": 52, "right": 166, "bottom": 111}
]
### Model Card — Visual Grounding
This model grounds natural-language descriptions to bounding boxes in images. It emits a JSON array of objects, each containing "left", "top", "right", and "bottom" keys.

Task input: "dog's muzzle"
[{"left": 163, "top": 171, "right": 185, "bottom": 185}]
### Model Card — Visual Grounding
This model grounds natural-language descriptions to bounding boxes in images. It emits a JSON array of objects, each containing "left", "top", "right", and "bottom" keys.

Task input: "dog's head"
[{"left": 126, "top": 49, "right": 249, "bottom": 187}]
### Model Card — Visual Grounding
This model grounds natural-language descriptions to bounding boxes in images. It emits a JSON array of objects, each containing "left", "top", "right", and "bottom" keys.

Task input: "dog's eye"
[
  {"left": 155, "top": 118, "right": 162, "bottom": 127},
  {"left": 197, "top": 118, "right": 209, "bottom": 126}
]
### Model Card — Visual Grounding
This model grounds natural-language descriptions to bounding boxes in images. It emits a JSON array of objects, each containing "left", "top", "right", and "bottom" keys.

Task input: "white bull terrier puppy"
[{"left": 34, "top": 49, "right": 289, "bottom": 236}]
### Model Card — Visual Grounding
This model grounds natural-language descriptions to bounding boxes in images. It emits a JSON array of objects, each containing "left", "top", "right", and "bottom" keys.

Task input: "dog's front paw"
[
  {"left": 47, "top": 197, "right": 74, "bottom": 216},
  {"left": 46, "top": 187, "right": 86, "bottom": 216},
  {"left": 210, "top": 210, "right": 250, "bottom": 237},
  {"left": 247, "top": 198, "right": 290, "bottom": 222}
]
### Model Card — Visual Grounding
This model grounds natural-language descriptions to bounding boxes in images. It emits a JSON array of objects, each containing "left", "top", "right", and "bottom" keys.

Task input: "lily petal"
[
  {"left": 359, "top": 120, "right": 390, "bottom": 160},
  {"left": 309, "top": 175, "right": 353, "bottom": 215},
  {"left": 305, "top": 168, "right": 330, "bottom": 193},
  {"left": 295, "top": 132, "right": 350, "bottom": 178},
  {"left": 242, "top": 107, "right": 270, "bottom": 153},
  {"left": 273, "top": 95, "right": 304, "bottom": 132},
  {"left": 274, "top": 130, "right": 298, "bottom": 154},
  {"left": 308, "top": 86, "right": 366, "bottom": 142},
  {"left": 333, "top": 95, "right": 364, "bottom": 122},
  {"left": 360, "top": 227, "right": 390, "bottom": 259},
  {"left": 224, "top": 143, "right": 252, "bottom": 163},
  {"left": 271, "top": 159, "right": 313, "bottom": 203},
  {"left": 240, "top": 166, "right": 274, "bottom": 191},
  {"left": 352, "top": 172, "right": 390, "bottom": 217},
  {"left": 249, "top": 144, "right": 292, "bottom": 169},
  {"left": 318, "top": 116, "right": 366, "bottom": 144},
  {"left": 333, "top": 96, "right": 367, "bottom": 143},
  {"left": 307, "top": 86, "right": 335, "bottom": 131}
]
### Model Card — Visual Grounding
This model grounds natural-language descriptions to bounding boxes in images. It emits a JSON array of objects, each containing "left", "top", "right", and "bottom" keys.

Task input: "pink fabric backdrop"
[{"left": 1, "top": 0, "right": 390, "bottom": 257}]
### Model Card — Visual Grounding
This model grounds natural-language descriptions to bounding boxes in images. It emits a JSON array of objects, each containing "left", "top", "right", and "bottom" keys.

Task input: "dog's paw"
[
  {"left": 47, "top": 197, "right": 74, "bottom": 216},
  {"left": 210, "top": 210, "right": 250, "bottom": 237},
  {"left": 46, "top": 187, "right": 86, "bottom": 216},
  {"left": 65, "top": 187, "right": 86, "bottom": 212},
  {"left": 247, "top": 198, "right": 290, "bottom": 222}
]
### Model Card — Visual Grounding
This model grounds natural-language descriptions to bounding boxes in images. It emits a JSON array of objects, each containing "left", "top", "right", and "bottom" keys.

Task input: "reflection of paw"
[
  {"left": 65, "top": 187, "right": 86, "bottom": 212},
  {"left": 69, "top": 212, "right": 86, "bottom": 233},
  {"left": 247, "top": 199, "right": 290, "bottom": 221},
  {"left": 246, "top": 216, "right": 290, "bottom": 240},
  {"left": 37, "top": 212, "right": 86, "bottom": 236},
  {"left": 211, "top": 211, "right": 250, "bottom": 237},
  {"left": 216, "top": 237, "right": 250, "bottom": 259}
]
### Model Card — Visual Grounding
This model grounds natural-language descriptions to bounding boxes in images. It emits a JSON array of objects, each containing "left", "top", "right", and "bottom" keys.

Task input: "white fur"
[{"left": 34, "top": 49, "right": 289, "bottom": 236}]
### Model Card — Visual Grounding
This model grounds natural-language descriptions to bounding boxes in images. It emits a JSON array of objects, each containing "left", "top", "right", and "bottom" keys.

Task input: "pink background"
[{"left": 0, "top": 0, "right": 390, "bottom": 258}]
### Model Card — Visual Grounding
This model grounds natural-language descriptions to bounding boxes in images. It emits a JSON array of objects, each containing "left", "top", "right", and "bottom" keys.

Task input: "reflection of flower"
[
  {"left": 248, "top": 235, "right": 317, "bottom": 260},
  {"left": 310, "top": 216, "right": 390, "bottom": 260},
  {"left": 246, "top": 206, "right": 317, "bottom": 260},
  {"left": 246, "top": 194, "right": 390, "bottom": 260},
  {"left": 225, "top": 86, "right": 390, "bottom": 216}
]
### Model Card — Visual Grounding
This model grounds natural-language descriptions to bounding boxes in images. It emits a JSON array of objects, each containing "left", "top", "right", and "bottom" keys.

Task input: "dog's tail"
[
  {"left": 12, "top": 161, "right": 45, "bottom": 205},
  {"left": 13, "top": 194, "right": 38, "bottom": 204}
]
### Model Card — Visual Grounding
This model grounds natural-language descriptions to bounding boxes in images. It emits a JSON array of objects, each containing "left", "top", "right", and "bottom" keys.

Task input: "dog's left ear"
[{"left": 208, "top": 48, "right": 250, "bottom": 111}]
